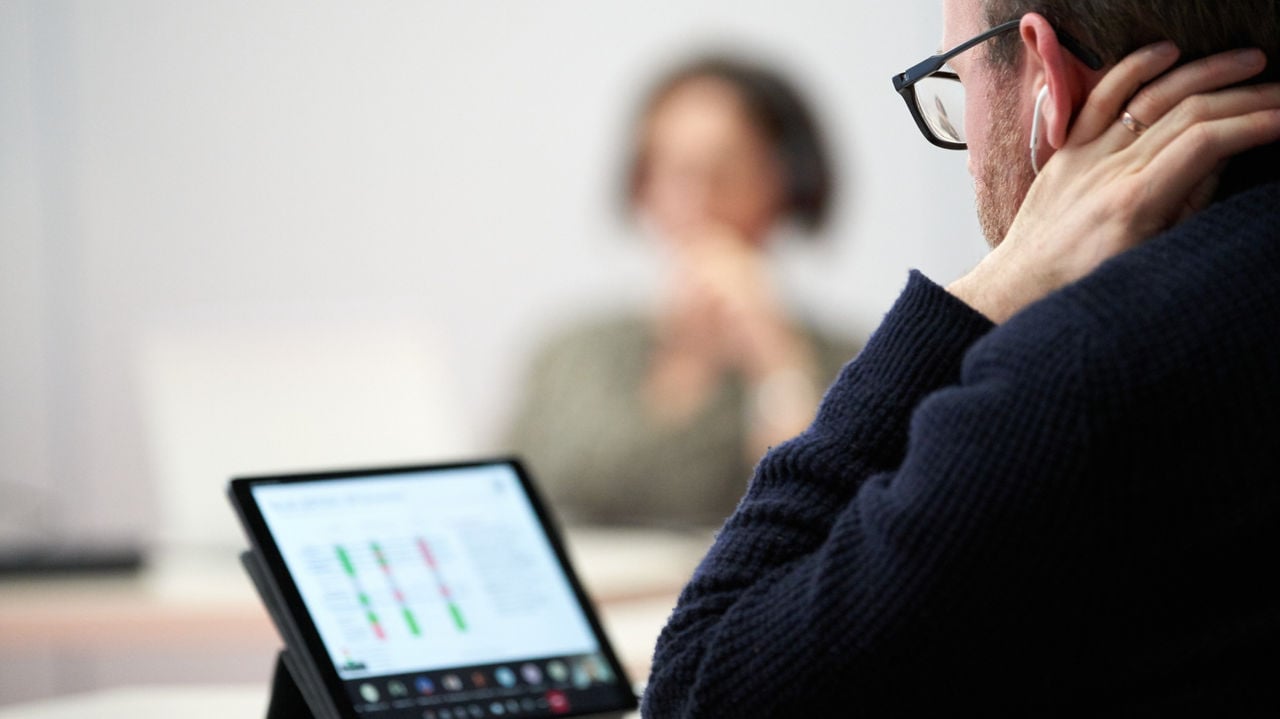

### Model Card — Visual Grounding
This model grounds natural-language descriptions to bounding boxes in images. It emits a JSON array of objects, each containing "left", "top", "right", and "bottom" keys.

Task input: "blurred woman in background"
[{"left": 507, "top": 54, "right": 859, "bottom": 527}]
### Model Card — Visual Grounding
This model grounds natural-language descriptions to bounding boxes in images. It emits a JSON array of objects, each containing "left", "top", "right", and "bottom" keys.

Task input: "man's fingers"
[
  {"left": 1071, "top": 42, "right": 1179, "bottom": 142},
  {"left": 1126, "top": 48, "right": 1268, "bottom": 128},
  {"left": 1139, "top": 109, "right": 1280, "bottom": 215},
  {"left": 1074, "top": 45, "right": 1268, "bottom": 149},
  {"left": 1132, "top": 83, "right": 1280, "bottom": 162}
]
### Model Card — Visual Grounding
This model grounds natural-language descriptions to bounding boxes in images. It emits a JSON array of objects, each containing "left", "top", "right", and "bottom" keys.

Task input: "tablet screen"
[{"left": 242, "top": 461, "right": 634, "bottom": 718}]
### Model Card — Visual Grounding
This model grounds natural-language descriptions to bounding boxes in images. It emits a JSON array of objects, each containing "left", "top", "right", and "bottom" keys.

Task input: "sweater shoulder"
[
  {"left": 1065, "top": 179, "right": 1280, "bottom": 334},
  {"left": 963, "top": 180, "right": 1280, "bottom": 420}
]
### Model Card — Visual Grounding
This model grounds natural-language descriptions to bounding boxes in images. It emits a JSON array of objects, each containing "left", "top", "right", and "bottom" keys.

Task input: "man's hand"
[{"left": 951, "top": 44, "right": 1280, "bottom": 323}]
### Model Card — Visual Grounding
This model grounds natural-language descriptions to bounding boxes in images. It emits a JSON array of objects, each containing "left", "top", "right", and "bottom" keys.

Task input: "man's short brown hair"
[{"left": 982, "top": 0, "right": 1280, "bottom": 79}]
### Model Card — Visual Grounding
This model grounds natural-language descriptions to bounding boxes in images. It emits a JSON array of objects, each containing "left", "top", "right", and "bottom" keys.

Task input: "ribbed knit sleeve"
[{"left": 643, "top": 270, "right": 1017, "bottom": 717}]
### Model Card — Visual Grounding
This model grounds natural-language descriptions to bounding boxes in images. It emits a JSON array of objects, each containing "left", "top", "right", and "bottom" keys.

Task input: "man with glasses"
[{"left": 643, "top": 0, "right": 1280, "bottom": 715}]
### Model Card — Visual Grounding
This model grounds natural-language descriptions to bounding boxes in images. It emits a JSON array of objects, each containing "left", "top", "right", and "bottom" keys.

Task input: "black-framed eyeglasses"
[{"left": 891, "top": 19, "right": 1104, "bottom": 150}]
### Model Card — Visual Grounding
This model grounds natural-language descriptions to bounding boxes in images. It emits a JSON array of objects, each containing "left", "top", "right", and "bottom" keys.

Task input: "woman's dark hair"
[{"left": 625, "top": 54, "right": 836, "bottom": 233}]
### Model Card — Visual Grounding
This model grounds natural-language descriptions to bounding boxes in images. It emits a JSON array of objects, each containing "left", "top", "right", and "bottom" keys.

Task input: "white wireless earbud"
[{"left": 1030, "top": 85, "right": 1050, "bottom": 175}]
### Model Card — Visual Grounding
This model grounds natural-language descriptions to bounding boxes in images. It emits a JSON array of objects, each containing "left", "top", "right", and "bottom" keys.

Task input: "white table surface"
[{"left": 0, "top": 685, "right": 268, "bottom": 719}]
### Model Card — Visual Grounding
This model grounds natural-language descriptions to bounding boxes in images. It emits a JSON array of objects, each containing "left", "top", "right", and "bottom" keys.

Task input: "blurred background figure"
[{"left": 506, "top": 55, "right": 861, "bottom": 528}]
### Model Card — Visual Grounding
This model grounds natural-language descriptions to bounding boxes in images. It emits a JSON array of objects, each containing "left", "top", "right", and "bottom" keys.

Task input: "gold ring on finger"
[{"left": 1120, "top": 110, "right": 1150, "bottom": 136}]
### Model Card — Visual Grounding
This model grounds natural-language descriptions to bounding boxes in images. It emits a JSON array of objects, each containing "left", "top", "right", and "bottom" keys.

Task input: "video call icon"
[
  {"left": 545, "top": 690, "right": 571, "bottom": 715},
  {"left": 546, "top": 660, "right": 569, "bottom": 684},
  {"left": 520, "top": 662, "right": 543, "bottom": 685},
  {"left": 494, "top": 666, "right": 517, "bottom": 688}
]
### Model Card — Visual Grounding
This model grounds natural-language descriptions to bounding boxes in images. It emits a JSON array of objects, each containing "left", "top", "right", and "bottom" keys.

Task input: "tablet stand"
[
  {"left": 241, "top": 551, "right": 342, "bottom": 719},
  {"left": 268, "top": 650, "right": 314, "bottom": 719}
]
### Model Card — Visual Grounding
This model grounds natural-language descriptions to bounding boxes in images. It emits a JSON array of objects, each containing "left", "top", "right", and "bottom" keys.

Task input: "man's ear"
[{"left": 1019, "top": 13, "right": 1087, "bottom": 149}]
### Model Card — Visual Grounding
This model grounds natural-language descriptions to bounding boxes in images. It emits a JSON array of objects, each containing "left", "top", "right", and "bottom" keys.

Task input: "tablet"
[{"left": 228, "top": 459, "right": 638, "bottom": 719}]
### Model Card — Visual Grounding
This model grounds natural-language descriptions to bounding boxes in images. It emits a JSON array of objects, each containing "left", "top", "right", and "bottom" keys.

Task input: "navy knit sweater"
[{"left": 643, "top": 178, "right": 1280, "bottom": 716}]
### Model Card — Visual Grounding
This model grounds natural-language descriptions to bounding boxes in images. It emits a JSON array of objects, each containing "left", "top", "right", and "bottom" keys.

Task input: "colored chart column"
[{"left": 416, "top": 537, "right": 468, "bottom": 632}]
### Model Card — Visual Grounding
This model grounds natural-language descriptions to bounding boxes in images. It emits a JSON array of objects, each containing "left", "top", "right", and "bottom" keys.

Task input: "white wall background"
[{"left": 0, "top": 0, "right": 987, "bottom": 550}]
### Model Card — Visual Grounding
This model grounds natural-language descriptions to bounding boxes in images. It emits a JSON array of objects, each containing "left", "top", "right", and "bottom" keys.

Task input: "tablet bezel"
[{"left": 228, "top": 457, "right": 639, "bottom": 718}]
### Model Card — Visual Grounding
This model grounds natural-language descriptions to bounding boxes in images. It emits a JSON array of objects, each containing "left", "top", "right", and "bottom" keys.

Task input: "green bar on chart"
[
  {"left": 448, "top": 603, "right": 467, "bottom": 632},
  {"left": 336, "top": 546, "right": 356, "bottom": 577},
  {"left": 403, "top": 608, "right": 421, "bottom": 636}
]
